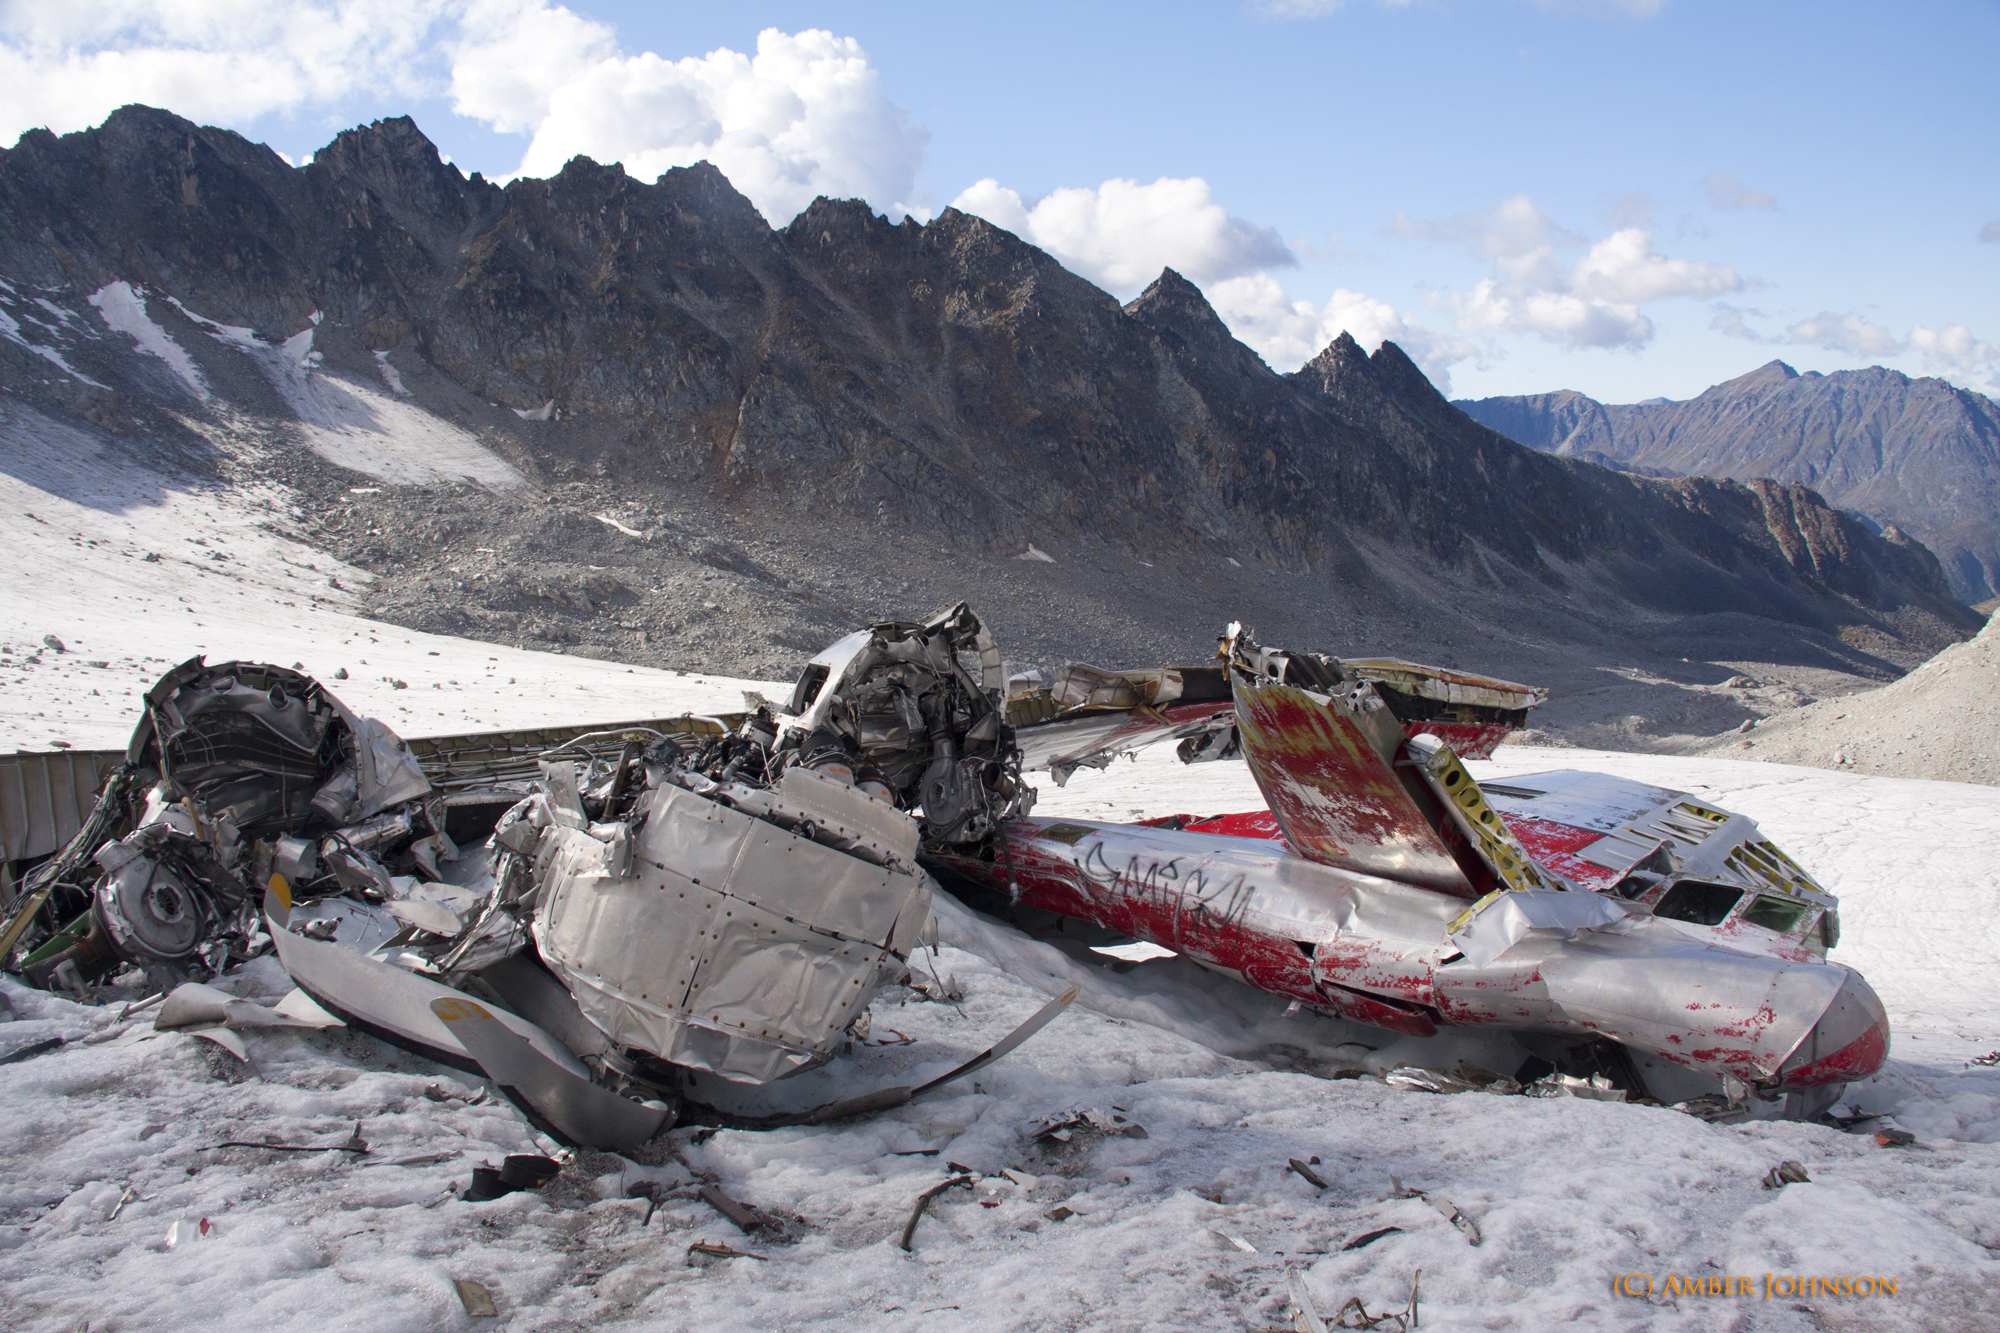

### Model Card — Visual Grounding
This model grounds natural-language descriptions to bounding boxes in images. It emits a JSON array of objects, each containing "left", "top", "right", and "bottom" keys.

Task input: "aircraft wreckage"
[{"left": 2, "top": 605, "right": 1887, "bottom": 1146}]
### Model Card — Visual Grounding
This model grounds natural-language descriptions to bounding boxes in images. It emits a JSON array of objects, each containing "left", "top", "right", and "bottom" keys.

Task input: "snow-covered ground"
[
  {"left": 3, "top": 739, "right": 1996, "bottom": 1331},
  {"left": 3, "top": 415, "right": 1997, "bottom": 1330},
  {"left": 0, "top": 398, "right": 784, "bottom": 752}
]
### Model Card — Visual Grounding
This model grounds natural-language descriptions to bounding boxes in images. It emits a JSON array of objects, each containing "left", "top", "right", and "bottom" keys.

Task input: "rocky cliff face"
[
  {"left": 0, "top": 107, "right": 1979, "bottom": 683},
  {"left": 1457, "top": 361, "right": 2000, "bottom": 602}
]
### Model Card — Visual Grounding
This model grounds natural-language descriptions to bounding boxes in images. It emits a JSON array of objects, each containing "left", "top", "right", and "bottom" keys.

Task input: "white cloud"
[
  {"left": 1700, "top": 171, "right": 1778, "bottom": 211},
  {"left": 1787, "top": 311, "right": 1904, "bottom": 358},
  {"left": 1, "top": 4, "right": 930, "bottom": 225},
  {"left": 1569, "top": 228, "right": 1743, "bottom": 302},
  {"left": 1207, "top": 273, "right": 1476, "bottom": 391},
  {"left": 444, "top": 0, "right": 612, "bottom": 136},
  {"left": 1709, "top": 302, "right": 1773, "bottom": 342},
  {"left": 1979, "top": 219, "right": 2000, "bottom": 244},
  {"left": 949, "top": 176, "right": 1294, "bottom": 297},
  {"left": 1908, "top": 323, "right": 1998, "bottom": 389},
  {"left": 461, "top": 20, "right": 929, "bottom": 222},
  {"left": 0, "top": 0, "right": 450, "bottom": 142},
  {"left": 1401, "top": 194, "right": 1741, "bottom": 349}
]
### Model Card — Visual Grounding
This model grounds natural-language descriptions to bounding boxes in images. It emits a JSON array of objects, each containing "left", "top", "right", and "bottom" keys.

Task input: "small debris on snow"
[
  {"left": 1342, "top": 1226, "right": 1403, "bottom": 1251},
  {"left": 688, "top": 1241, "right": 765, "bottom": 1262},
  {"left": 453, "top": 1279, "right": 498, "bottom": 1317},
  {"left": 1288, "top": 1158, "right": 1329, "bottom": 1189},
  {"left": 899, "top": 1174, "right": 975, "bottom": 1251},
  {"left": 1761, "top": 1160, "right": 1811, "bottom": 1189}
]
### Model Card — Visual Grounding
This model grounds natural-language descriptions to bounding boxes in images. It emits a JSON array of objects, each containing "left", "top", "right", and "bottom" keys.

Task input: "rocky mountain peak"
[{"left": 0, "top": 104, "right": 1979, "bottom": 677}]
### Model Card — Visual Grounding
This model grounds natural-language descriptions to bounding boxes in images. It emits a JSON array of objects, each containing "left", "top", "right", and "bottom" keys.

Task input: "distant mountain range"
[
  {"left": 0, "top": 107, "right": 1979, "bottom": 682},
  {"left": 1456, "top": 362, "right": 2000, "bottom": 603}
]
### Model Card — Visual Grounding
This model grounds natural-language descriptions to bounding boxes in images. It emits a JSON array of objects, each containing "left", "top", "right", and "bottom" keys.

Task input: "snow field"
[
  {"left": 0, "top": 740, "right": 1995, "bottom": 1331},
  {"left": 1, "top": 399, "right": 784, "bottom": 751}
]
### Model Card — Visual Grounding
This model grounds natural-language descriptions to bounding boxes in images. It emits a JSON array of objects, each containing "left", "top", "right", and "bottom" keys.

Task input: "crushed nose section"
[{"left": 1775, "top": 969, "right": 1891, "bottom": 1089}]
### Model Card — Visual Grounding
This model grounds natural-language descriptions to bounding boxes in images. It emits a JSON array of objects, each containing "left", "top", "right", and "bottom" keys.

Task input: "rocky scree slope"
[
  {"left": 1691, "top": 608, "right": 2000, "bottom": 786},
  {"left": 0, "top": 107, "right": 1979, "bottom": 700},
  {"left": 1457, "top": 360, "right": 2000, "bottom": 604}
]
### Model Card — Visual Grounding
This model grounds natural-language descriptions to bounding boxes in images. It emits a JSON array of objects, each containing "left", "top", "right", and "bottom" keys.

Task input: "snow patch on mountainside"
[
  {"left": 0, "top": 398, "right": 773, "bottom": 750},
  {"left": 87, "top": 281, "right": 207, "bottom": 399}
]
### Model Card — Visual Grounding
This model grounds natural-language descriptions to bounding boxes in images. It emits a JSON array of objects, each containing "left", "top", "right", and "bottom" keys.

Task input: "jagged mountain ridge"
[
  {"left": 1456, "top": 361, "right": 2000, "bottom": 602},
  {"left": 0, "top": 106, "right": 1978, "bottom": 683}
]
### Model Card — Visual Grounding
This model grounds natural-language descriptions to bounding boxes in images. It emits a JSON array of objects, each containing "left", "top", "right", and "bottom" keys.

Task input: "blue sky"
[{"left": 3, "top": 1, "right": 1994, "bottom": 401}]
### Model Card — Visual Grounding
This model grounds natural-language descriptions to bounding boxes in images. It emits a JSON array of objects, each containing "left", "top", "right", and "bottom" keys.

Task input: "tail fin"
[{"left": 1232, "top": 683, "right": 1475, "bottom": 896}]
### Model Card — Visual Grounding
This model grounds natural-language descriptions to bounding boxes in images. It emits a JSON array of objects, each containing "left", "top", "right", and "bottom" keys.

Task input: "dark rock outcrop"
[{"left": 0, "top": 106, "right": 1979, "bottom": 665}]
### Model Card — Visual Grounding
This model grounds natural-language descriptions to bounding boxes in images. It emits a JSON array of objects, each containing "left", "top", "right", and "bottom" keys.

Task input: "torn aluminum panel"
[
  {"left": 531, "top": 766, "right": 930, "bottom": 1084},
  {"left": 932, "top": 621, "right": 1887, "bottom": 1117}
]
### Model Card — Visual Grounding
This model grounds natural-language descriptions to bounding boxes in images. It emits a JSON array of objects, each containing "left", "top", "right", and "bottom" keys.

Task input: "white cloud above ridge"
[
  {"left": 1787, "top": 310, "right": 1903, "bottom": 359},
  {"left": 1, "top": 2, "right": 931, "bottom": 226},
  {"left": 1206, "top": 273, "right": 1477, "bottom": 393},
  {"left": 1718, "top": 305, "right": 1998, "bottom": 393},
  {"left": 950, "top": 176, "right": 1295, "bottom": 296},
  {"left": 0, "top": 0, "right": 450, "bottom": 141},
  {"left": 1398, "top": 193, "right": 1743, "bottom": 350},
  {"left": 458, "top": 18, "right": 930, "bottom": 223}
]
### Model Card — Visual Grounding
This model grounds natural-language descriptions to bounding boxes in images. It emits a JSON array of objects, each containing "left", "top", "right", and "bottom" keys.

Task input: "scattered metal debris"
[
  {"left": 1341, "top": 1227, "right": 1403, "bottom": 1251},
  {"left": 1329, "top": 1269, "right": 1422, "bottom": 1332},
  {"left": 1762, "top": 1160, "right": 1811, "bottom": 1189},
  {"left": 465, "top": 1154, "right": 559, "bottom": 1201},
  {"left": 1288, "top": 1158, "right": 1329, "bottom": 1189},
  {"left": 1389, "top": 1176, "right": 1480, "bottom": 1246},
  {"left": 452, "top": 1279, "right": 498, "bottom": 1317},
  {"left": 697, "top": 1185, "right": 765, "bottom": 1233},
  {"left": 687, "top": 1241, "right": 765, "bottom": 1262},
  {"left": 1028, "top": 1106, "right": 1149, "bottom": 1143},
  {"left": 899, "top": 1173, "right": 975, "bottom": 1251},
  {"left": 624, "top": 1180, "right": 663, "bottom": 1225},
  {"left": 0, "top": 1035, "right": 63, "bottom": 1065},
  {"left": 1523, "top": 1073, "right": 1626, "bottom": 1103},
  {"left": 212, "top": 1122, "right": 367, "bottom": 1155},
  {"left": 1874, "top": 1128, "right": 1917, "bottom": 1148}
]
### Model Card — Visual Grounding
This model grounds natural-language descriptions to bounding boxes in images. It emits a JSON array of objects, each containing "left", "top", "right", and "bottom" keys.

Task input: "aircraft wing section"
[{"left": 1232, "top": 682, "right": 1475, "bottom": 896}]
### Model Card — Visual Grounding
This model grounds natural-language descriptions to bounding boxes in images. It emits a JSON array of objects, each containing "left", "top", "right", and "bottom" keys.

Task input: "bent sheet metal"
[
  {"left": 935, "top": 624, "right": 1887, "bottom": 1118},
  {"left": 3, "top": 622, "right": 1069, "bottom": 1151}
]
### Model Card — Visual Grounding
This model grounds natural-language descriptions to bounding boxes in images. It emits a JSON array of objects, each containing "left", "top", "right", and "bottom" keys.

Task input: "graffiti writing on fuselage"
[{"left": 1077, "top": 841, "right": 1256, "bottom": 932}]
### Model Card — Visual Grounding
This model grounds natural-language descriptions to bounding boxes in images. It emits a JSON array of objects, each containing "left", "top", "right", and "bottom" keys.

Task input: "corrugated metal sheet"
[{"left": 1, "top": 750, "right": 124, "bottom": 863}]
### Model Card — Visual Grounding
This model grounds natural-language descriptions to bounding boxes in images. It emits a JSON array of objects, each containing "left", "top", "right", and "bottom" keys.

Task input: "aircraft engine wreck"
[
  {"left": 2, "top": 606, "right": 1888, "bottom": 1136},
  {"left": 1, "top": 611, "right": 1064, "bottom": 1149}
]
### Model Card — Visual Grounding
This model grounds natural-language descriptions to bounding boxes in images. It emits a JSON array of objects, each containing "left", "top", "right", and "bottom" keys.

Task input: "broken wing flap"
[
  {"left": 1406, "top": 733, "right": 1581, "bottom": 896},
  {"left": 1226, "top": 680, "right": 1478, "bottom": 896}
]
